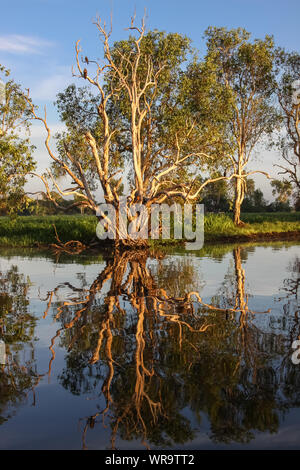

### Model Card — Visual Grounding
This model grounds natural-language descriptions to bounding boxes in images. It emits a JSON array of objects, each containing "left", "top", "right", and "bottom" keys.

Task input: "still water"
[{"left": 0, "top": 242, "right": 299, "bottom": 450}]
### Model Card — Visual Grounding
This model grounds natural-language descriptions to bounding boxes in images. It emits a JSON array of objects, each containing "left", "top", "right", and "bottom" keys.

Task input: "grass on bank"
[
  {"left": 241, "top": 212, "right": 300, "bottom": 223},
  {"left": 0, "top": 215, "right": 97, "bottom": 247},
  {"left": 0, "top": 212, "right": 298, "bottom": 247},
  {"left": 203, "top": 212, "right": 300, "bottom": 241}
]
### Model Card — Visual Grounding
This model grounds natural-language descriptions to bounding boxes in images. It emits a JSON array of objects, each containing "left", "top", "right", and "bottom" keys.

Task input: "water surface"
[{"left": 0, "top": 242, "right": 299, "bottom": 449}]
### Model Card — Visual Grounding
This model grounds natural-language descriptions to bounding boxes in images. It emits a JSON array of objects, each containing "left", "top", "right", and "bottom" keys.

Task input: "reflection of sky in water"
[
  {"left": 0, "top": 256, "right": 107, "bottom": 300},
  {"left": 0, "top": 242, "right": 299, "bottom": 449},
  {"left": 0, "top": 243, "right": 298, "bottom": 299}
]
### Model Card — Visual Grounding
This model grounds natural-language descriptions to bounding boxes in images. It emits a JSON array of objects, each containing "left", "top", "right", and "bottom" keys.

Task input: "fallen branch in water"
[{"left": 50, "top": 224, "right": 87, "bottom": 255}]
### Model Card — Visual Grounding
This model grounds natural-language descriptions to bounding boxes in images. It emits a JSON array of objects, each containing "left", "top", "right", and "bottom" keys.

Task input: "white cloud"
[
  {"left": 18, "top": 121, "right": 67, "bottom": 174},
  {"left": 30, "top": 71, "right": 73, "bottom": 101},
  {"left": 0, "top": 34, "right": 54, "bottom": 54},
  {"left": 18, "top": 121, "right": 66, "bottom": 140},
  {"left": 30, "top": 121, "right": 66, "bottom": 140}
]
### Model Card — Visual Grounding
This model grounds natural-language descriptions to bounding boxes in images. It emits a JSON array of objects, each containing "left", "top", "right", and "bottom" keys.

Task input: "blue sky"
[{"left": 1, "top": 0, "right": 299, "bottom": 199}]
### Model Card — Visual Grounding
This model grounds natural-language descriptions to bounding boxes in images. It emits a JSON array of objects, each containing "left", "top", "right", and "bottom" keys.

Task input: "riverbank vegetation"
[{"left": 0, "top": 212, "right": 298, "bottom": 247}]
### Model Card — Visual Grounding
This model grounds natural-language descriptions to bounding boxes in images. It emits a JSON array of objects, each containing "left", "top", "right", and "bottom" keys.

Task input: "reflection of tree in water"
[
  {"left": 45, "top": 247, "right": 300, "bottom": 449},
  {"left": 276, "top": 255, "right": 300, "bottom": 407},
  {"left": 151, "top": 255, "right": 204, "bottom": 297},
  {"left": 0, "top": 266, "right": 40, "bottom": 425},
  {"left": 278, "top": 255, "right": 300, "bottom": 316}
]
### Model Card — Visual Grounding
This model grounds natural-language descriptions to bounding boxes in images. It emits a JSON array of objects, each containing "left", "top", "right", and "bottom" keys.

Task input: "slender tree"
[
  {"left": 275, "top": 50, "right": 300, "bottom": 197},
  {"left": 200, "top": 27, "right": 279, "bottom": 225}
]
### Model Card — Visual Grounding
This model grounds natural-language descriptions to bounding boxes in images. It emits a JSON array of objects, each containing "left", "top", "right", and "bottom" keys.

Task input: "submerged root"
[
  {"left": 50, "top": 224, "right": 87, "bottom": 255},
  {"left": 50, "top": 224, "right": 152, "bottom": 256}
]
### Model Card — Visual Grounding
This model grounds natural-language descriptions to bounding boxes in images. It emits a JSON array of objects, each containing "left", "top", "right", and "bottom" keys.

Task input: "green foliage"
[
  {"left": 54, "top": 84, "right": 103, "bottom": 190},
  {"left": 275, "top": 49, "right": 300, "bottom": 191},
  {"left": 271, "top": 179, "right": 293, "bottom": 203},
  {"left": 194, "top": 27, "right": 280, "bottom": 223},
  {"left": 112, "top": 29, "right": 197, "bottom": 182},
  {"left": 242, "top": 189, "right": 268, "bottom": 212},
  {"left": 0, "top": 65, "right": 36, "bottom": 214},
  {"left": 203, "top": 26, "right": 279, "bottom": 150},
  {"left": 39, "top": 24, "right": 286, "bottom": 223},
  {"left": 54, "top": 31, "right": 197, "bottom": 196},
  {"left": 198, "top": 176, "right": 231, "bottom": 212},
  {"left": 204, "top": 212, "right": 299, "bottom": 239},
  {"left": 0, "top": 265, "right": 39, "bottom": 424},
  {"left": 241, "top": 212, "right": 299, "bottom": 223}
]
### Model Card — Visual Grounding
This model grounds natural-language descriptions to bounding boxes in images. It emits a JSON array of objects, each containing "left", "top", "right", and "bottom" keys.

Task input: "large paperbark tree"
[{"left": 26, "top": 15, "right": 235, "bottom": 246}]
